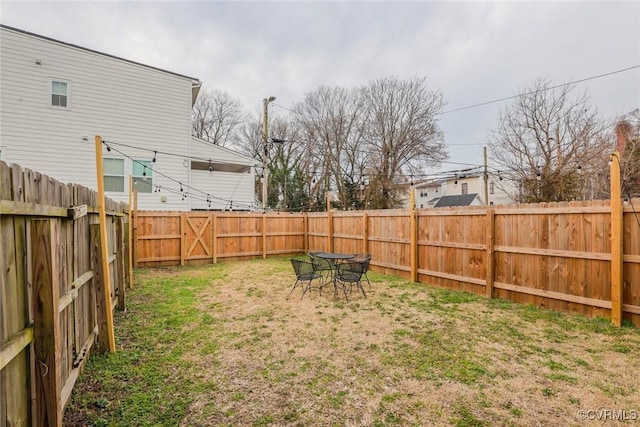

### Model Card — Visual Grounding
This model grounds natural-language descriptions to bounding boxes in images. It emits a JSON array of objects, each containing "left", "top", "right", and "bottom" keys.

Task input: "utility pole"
[
  {"left": 262, "top": 96, "right": 276, "bottom": 211},
  {"left": 483, "top": 146, "right": 489, "bottom": 206}
]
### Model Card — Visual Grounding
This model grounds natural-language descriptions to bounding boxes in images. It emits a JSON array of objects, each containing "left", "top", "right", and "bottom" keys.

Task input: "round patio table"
[{"left": 314, "top": 252, "right": 354, "bottom": 300}]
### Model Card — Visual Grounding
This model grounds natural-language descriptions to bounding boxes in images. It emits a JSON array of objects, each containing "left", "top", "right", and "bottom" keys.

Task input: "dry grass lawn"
[{"left": 66, "top": 257, "right": 640, "bottom": 426}]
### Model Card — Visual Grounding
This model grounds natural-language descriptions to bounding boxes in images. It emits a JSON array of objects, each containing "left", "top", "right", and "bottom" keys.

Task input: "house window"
[
  {"left": 461, "top": 183, "right": 468, "bottom": 195},
  {"left": 103, "top": 158, "right": 124, "bottom": 192},
  {"left": 490, "top": 182, "right": 495, "bottom": 195},
  {"left": 132, "top": 160, "right": 153, "bottom": 193},
  {"left": 50, "top": 80, "right": 70, "bottom": 108}
]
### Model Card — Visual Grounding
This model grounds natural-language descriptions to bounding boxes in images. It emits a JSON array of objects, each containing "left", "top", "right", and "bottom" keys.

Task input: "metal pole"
[
  {"left": 483, "top": 146, "right": 489, "bottom": 206},
  {"left": 262, "top": 98, "right": 269, "bottom": 212}
]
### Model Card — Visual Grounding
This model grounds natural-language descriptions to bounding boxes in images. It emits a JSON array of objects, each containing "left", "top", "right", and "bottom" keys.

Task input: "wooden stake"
[
  {"left": 610, "top": 151, "right": 623, "bottom": 326},
  {"left": 94, "top": 135, "right": 116, "bottom": 352}
]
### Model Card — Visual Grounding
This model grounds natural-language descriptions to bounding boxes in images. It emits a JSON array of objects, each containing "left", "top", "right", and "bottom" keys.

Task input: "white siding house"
[
  {"left": 0, "top": 24, "right": 213, "bottom": 210},
  {"left": 412, "top": 168, "right": 517, "bottom": 208},
  {"left": 189, "top": 137, "right": 257, "bottom": 211}
]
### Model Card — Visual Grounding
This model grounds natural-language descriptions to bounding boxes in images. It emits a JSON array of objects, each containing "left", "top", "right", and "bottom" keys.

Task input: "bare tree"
[
  {"left": 360, "top": 76, "right": 447, "bottom": 208},
  {"left": 192, "top": 88, "right": 243, "bottom": 147},
  {"left": 293, "top": 86, "right": 366, "bottom": 209},
  {"left": 617, "top": 109, "right": 640, "bottom": 198},
  {"left": 489, "top": 78, "right": 609, "bottom": 203}
]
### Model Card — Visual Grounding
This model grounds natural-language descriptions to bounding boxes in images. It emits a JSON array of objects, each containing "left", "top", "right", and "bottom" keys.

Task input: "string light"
[{"left": 101, "top": 141, "right": 254, "bottom": 209}]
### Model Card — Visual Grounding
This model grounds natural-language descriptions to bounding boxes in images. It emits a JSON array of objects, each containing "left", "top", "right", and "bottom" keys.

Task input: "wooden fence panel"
[
  {"left": 332, "top": 212, "right": 364, "bottom": 255},
  {"left": 132, "top": 199, "right": 640, "bottom": 327},
  {"left": 0, "top": 160, "right": 129, "bottom": 426}
]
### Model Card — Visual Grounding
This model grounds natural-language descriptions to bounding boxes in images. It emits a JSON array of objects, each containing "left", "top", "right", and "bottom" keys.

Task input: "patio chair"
[
  {"left": 308, "top": 252, "right": 335, "bottom": 286},
  {"left": 351, "top": 253, "right": 372, "bottom": 287},
  {"left": 289, "top": 258, "right": 322, "bottom": 299},
  {"left": 335, "top": 259, "right": 368, "bottom": 299}
]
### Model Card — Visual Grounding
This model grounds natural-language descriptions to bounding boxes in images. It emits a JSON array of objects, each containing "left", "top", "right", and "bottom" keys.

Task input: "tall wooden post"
[
  {"left": 31, "top": 219, "right": 63, "bottom": 427},
  {"left": 410, "top": 188, "right": 418, "bottom": 282},
  {"left": 610, "top": 151, "right": 623, "bottom": 326},
  {"left": 327, "top": 192, "right": 333, "bottom": 252},
  {"left": 94, "top": 136, "right": 116, "bottom": 352}
]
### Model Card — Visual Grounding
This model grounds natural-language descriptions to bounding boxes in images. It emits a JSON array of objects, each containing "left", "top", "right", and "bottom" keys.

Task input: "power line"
[
  {"left": 439, "top": 64, "right": 640, "bottom": 115},
  {"left": 270, "top": 64, "right": 640, "bottom": 117}
]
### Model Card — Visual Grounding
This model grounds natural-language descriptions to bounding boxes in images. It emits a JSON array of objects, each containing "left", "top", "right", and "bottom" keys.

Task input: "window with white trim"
[
  {"left": 103, "top": 158, "right": 125, "bottom": 192},
  {"left": 490, "top": 182, "right": 495, "bottom": 195},
  {"left": 461, "top": 183, "right": 468, "bottom": 195},
  {"left": 50, "top": 80, "right": 70, "bottom": 108},
  {"left": 132, "top": 160, "right": 153, "bottom": 193}
]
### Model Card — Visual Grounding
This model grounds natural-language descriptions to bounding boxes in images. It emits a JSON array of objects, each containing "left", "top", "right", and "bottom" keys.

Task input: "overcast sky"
[{"left": 2, "top": 1, "right": 639, "bottom": 173}]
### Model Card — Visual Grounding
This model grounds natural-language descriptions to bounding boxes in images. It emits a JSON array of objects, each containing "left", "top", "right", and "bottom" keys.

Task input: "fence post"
[
  {"left": 211, "top": 213, "right": 218, "bottom": 264},
  {"left": 410, "top": 189, "right": 418, "bottom": 283},
  {"left": 362, "top": 211, "right": 369, "bottom": 255},
  {"left": 90, "top": 224, "right": 115, "bottom": 353},
  {"left": 303, "top": 212, "right": 308, "bottom": 253},
  {"left": 327, "top": 192, "right": 333, "bottom": 252},
  {"left": 31, "top": 219, "right": 63, "bottom": 427},
  {"left": 132, "top": 189, "right": 138, "bottom": 268},
  {"left": 486, "top": 208, "right": 495, "bottom": 298},
  {"left": 180, "top": 212, "right": 186, "bottom": 266},
  {"left": 115, "top": 217, "right": 126, "bottom": 311},
  {"left": 262, "top": 214, "right": 267, "bottom": 259},
  {"left": 610, "top": 151, "right": 623, "bottom": 326}
]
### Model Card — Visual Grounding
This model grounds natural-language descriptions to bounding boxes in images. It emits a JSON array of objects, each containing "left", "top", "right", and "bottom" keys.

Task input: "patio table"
[{"left": 314, "top": 252, "right": 354, "bottom": 300}]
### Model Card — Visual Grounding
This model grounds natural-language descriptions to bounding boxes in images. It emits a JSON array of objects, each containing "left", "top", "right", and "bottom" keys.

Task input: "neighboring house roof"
[
  {"left": 0, "top": 24, "right": 202, "bottom": 103},
  {"left": 434, "top": 194, "right": 480, "bottom": 207},
  {"left": 414, "top": 178, "right": 447, "bottom": 189}
]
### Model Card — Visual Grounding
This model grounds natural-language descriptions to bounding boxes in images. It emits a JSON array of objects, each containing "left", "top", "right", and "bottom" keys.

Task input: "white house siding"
[
  {"left": 189, "top": 137, "right": 257, "bottom": 210},
  {"left": 0, "top": 26, "right": 197, "bottom": 210}
]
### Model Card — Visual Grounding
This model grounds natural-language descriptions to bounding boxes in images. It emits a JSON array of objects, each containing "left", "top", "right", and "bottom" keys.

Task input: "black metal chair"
[
  {"left": 289, "top": 258, "right": 322, "bottom": 299},
  {"left": 351, "top": 253, "right": 372, "bottom": 287},
  {"left": 335, "top": 259, "right": 368, "bottom": 300},
  {"left": 308, "top": 252, "right": 335, "bottom": 287}
]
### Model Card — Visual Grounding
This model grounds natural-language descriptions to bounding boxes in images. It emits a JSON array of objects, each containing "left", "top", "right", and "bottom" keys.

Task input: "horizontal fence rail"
[
  {"left": 135, "top": 200, "right": 640, "bottom": 327},
  {"left": 0, "top": 161, "right": 130, "bottom": 426}
]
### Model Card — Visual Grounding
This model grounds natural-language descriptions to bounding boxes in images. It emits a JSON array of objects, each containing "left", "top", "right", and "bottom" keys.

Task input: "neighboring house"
[
  {"left": 409, "top": 167, "right": 517, "bottom": 208},
  {"left": 414, "top": 179, "right": 446, "bottom": 208},
  {"left": 0, "top": 24, "right": 257, "bottom": 210}
]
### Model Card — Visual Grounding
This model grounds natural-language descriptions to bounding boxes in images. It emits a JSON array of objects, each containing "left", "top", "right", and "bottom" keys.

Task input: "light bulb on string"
[{"left": 152, "top": 151, "right": 157, "bottom": 163}]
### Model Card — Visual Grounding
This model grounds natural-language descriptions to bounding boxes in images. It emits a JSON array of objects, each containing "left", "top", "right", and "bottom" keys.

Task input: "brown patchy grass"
[
  {"left": 66, "top": 257, "right": 640, "bottom": 426},
  {"left": 182, "top": 258, "right": 639, "bottom": 426}
]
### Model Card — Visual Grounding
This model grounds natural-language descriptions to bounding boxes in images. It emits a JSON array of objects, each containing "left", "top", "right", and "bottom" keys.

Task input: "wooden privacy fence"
[
  {"left": 0, "top": 161, "right": 130, "bottom": 426},
  {"left": 136, "top": 200, "right": 640, "bottom": 326}
]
